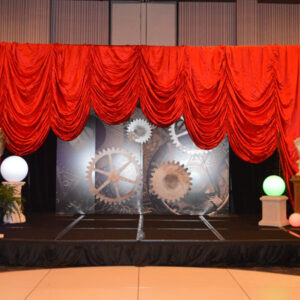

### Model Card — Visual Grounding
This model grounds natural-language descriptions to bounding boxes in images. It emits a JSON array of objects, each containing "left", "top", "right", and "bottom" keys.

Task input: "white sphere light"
[{"left": 0, "top": 156, "right": 28, "bottom": 182}]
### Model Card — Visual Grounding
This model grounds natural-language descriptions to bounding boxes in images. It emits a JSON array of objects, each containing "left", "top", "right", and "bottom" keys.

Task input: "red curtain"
[{"left": 0, "top": 42, "right": 299, "bottom": 205}]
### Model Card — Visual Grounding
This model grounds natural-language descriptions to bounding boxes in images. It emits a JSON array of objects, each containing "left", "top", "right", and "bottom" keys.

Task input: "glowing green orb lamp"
[
  {"left": 262, "top": 175, "right": 286, "bottom": 196},
  {"left": 260, "top": 175, "right": 289, "bottom": 227}
]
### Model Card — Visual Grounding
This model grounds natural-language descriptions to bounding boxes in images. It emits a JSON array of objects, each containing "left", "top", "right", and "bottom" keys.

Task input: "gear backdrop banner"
[
  {"left": 56, "top": 110, "right": 143, "bottom": 215},
  {"left": 56, "top": 108, "right": 229, "bottom": 215},
  {"left": 0, "top": 43, "right": 300, "bottom": 204}
]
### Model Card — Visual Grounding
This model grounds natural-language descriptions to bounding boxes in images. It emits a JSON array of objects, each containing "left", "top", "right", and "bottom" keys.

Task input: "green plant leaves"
[{"left": 0, "top": 185, "right": 23, "bottom": 214}]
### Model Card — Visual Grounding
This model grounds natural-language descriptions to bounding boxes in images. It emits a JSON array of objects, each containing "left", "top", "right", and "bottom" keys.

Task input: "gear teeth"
[
  {"left": 127, "top": 118, "right": 153, "bottom": 144},
  {"left": 86, "top": 147, "right": 141, "bottom": 204},
  {"left": 169, "top": 116, "right": 212, "bottom": 155},
  {"left": 149, "top": 161, "right": 192, "bottom": 203}
]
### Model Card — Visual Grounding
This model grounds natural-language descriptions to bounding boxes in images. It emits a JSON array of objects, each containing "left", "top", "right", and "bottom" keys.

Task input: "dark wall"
[
  {"left": 1, "top": 130, "right": 57, "bottom": 213},
  {"left": 229, "top": 147, "right": 292, "bottom": 215}
]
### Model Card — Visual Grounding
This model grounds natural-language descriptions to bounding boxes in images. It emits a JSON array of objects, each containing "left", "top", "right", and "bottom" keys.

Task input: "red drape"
[{"left": 0, "top": 43, "right": 299, "bottom": 205}]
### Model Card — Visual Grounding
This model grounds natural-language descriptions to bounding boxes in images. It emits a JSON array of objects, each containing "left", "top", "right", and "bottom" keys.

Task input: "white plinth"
[
  {"left": 2, "top": 181, "right": 26, "bottom": 224},
  {"left": 259, "top": 195, "right": 289, "bottom": 227}
]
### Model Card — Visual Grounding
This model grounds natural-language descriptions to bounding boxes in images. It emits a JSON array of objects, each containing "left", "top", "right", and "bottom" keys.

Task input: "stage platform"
[{"left": 0, "top": 214, "right": 299, "bottom": 268}]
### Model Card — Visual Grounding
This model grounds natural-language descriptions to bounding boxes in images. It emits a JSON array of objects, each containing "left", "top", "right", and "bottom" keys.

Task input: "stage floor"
[{"left": 0, "top": 214, "right": 299, "bottom": 267}]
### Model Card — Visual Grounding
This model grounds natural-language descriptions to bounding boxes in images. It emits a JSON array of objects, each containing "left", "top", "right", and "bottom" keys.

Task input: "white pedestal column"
[
  {"left": 259, "top": 195, "right": 289, "bottom": 227},
  {"left": 2, "top": 181, "right": 26, "bottom": 224}
]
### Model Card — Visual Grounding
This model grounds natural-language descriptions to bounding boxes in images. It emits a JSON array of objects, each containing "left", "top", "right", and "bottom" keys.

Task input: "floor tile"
[
  {"left": 228, "top": 269, "right": 300, "bottom": 300},
  {"left": 0, "top": 269, "right": 49, "bottom": 300},
  {"left": 139, "top": 267, "right": 249, "bottom": 300},
  {"left": 27, "top": 266, "right": 138, "bottom": 300}
]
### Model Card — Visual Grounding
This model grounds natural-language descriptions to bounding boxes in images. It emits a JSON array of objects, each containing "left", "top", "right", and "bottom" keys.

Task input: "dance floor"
[
  {"left": 1, "top": 266, "right": 300, "bottom": 300},
  {"left": 0, "top": 214, "right": 299, "bottom": 267}
]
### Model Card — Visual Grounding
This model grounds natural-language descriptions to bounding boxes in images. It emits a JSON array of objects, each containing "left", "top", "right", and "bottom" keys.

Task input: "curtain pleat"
[
  {"left": 51, "top": 44, "right": 91, "bottom": 140},
  {"left": 91, "top": 46, "right": 139, "bottom": 124},
  {"left": 140, "top": 46, "right": 184, "bottom": 127},
  {"left": 0, "top": 42, "right": 299, "bottom": 205}
]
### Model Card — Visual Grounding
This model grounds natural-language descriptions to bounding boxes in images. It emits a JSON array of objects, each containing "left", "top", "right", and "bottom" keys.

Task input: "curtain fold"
[
  {"left": 0, "top": 42, "right": 299, "bottom": 205},
  {"left": 275, "top": 46, "right": 300, "bottom": 205},
  {"left": 140, "top": 46, "right": 184, "bottom": 127},
  {"left": 1, "top": 43, "right": 52, "bottom": 155},
  {"left": 225, "top": 46, "right": 279, "bottom": 163},
  {"left": 183, "top": 46, "right": 227, "bottom": 150},
  {"left": 51, "top": 44, "right": 91, "bottom": 141},
  {"left": 91, "top": 46, "right": 139, "bottom": 124}
]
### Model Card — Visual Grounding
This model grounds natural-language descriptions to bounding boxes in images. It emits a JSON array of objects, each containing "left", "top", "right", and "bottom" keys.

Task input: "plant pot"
[{"left": 3, "top": 201, "right": 26, "bottom": 224}]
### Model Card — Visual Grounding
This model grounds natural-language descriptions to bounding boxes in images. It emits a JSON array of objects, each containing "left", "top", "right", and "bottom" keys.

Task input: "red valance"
[{"left": 0, "top": 43, "right": 299, "bottom": 205}]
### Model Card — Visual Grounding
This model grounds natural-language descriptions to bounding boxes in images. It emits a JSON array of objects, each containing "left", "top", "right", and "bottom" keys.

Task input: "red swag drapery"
[{"left": 0, "top": 43, "right": 299, "bottom": 205}]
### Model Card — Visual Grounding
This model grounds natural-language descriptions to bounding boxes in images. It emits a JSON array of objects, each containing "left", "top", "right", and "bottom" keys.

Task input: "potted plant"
[{"left": 0, "top": 184, "right": 23, "bottom": 224}]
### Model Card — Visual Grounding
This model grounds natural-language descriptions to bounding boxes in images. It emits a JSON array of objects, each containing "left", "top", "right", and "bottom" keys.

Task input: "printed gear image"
[
  {"left": 169, "top": 116, "right": 212, "bottom": 155},
  {"left": 86, "top": 147, "right": 141, "bottom": 203},
  {"left": 150, "top": 161, "right": 192, "bottom": 203},
  {"left": 127, "top": 118, "right": 153, "bottom": 144}
]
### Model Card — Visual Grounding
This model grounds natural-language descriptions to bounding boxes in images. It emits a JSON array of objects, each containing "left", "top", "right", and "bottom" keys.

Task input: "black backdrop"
[
  {"left": 1, "top": 130, "right": 56, "bottom": 213},
  {"left": 1, "top": 131, "right": 291, "bottom": 215},
  {"left": 229, "top": 148, "right": 293, "bottom": 215}
]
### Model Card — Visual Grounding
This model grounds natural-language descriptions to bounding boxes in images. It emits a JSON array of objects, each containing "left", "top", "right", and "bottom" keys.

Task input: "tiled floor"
[{"left": 0, "top": 266, "right": 300, "bottom": 300}]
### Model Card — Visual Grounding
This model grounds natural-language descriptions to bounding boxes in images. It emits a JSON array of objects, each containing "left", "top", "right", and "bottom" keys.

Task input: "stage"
[{"left": 0, "top": 214, "right": 299, "bottom": 268}]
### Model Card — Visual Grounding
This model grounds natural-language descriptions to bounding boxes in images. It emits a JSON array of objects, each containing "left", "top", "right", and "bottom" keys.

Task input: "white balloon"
[{"left": 0, "top": 156, "right": 28, "bottom": 182}]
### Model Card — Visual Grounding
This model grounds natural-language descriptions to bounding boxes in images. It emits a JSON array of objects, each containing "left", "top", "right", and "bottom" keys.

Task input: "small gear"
[
  {"left": 150, "top": 161, "right": 192, "bottom": 203},
  {"left": 86, "top": 147, "right": 141, "bottom": 203},
  {"left": 169, "top": 116, "right": 212, "bottom": 155},
  {"left": 127, "top": 119, "right": 152, "bottom": 144}
]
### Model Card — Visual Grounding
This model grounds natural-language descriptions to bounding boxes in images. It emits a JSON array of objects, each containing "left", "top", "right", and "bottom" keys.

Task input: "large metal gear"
[
  {"left": 169, "top": 116, "right": 212, "bottom": 155},
  {"left": 150, "top": 161, "right": 192, "bottom": 203},
  {"left": 127, "top": 118, "right": 152, "bottom": 144},
  {"left": 86, "top": 147, "right": 141, "bottom": 203}
]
